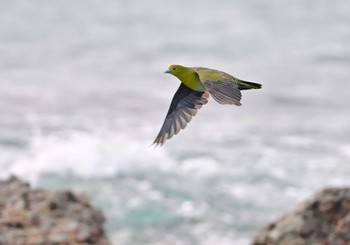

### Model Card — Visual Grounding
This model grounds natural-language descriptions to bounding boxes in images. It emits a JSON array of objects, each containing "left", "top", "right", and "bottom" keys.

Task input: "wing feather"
[
  {"left": 203, "top": 80, "right": 242, "bottom": 106},
  {"left": 192, "top": 67, "right": 242, "bottom": 106},
  {"left": 153, "top": 83, "right": 209, "bottom": 146}
]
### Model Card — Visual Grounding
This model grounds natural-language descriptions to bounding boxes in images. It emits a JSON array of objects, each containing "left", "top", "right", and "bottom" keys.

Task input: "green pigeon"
[{"left": 153, "top": 64, "right": 262, "bottom": 146}]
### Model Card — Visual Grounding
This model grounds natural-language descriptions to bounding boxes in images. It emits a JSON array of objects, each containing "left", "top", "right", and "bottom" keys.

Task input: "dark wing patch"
[
  {"left": 153, "top": 83, "right": 209, "bottom": 146},
  {"left": 203, "top": 80, "right": 242, "bottom": 106}
]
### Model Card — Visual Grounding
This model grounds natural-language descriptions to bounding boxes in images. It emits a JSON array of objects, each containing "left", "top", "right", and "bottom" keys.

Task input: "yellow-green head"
[
  {"left": 164, "top": 64, "right": 187, "bottom": 77},
  {"left": 164, "top": 64, "right": 205, "bottom": 91}
]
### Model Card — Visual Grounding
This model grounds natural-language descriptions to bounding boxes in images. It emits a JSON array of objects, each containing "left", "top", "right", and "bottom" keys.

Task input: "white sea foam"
[
  {"left": 5, "top": 130, "right": 175, "bottom": 183},
  {"left": 1, "top": 129, "right": 226, "bottom": 184},
  {"left": 179, "top": 157, "right": 221, "bottom": 178}
]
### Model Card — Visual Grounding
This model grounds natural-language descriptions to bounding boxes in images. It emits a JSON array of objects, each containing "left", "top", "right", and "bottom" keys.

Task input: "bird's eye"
[{"left": 172, "top": 67, "right": 176, "bottom": 70}]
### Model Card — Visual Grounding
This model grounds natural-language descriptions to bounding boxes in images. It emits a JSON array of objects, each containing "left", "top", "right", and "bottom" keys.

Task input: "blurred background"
[{"left": 1, "top": 0, "right": 349, "bottom": 244}]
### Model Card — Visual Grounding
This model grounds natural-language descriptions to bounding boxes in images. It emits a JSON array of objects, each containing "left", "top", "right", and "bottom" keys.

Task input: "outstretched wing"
[
  {"left": 153, "top": 83, "right": 209, "bottom": 146},
  {"left": 192, "top": 67, "right": 242, "bottom": 106},
  {"left": 202, "top": 80, "right": 242, "bottom": 106}
]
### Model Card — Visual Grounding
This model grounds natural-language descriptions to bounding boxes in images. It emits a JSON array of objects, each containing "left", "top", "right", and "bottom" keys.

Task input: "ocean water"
[{"left": 1, "top": 0, "right": 350, "bottom": 244}]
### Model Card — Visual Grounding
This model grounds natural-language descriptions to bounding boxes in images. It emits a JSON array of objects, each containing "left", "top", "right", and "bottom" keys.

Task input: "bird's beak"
[{"left": 164, "top": 69, "right": 171, "bottom": 74}]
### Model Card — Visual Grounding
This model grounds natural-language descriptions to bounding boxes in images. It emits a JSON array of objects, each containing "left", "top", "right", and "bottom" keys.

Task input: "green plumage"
[{"left": 153, "top": 64, "right": 262, "bottom": 146}]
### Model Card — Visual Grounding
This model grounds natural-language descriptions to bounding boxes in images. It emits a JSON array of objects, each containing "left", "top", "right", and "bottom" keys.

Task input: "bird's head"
[{"left": 164, "top": 64, "right": 187, "bottom": 78}]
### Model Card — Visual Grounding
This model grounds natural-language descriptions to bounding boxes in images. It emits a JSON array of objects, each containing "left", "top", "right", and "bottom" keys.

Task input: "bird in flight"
[{"left": 153, "top": 64, "right": 262, "bottom": 146}]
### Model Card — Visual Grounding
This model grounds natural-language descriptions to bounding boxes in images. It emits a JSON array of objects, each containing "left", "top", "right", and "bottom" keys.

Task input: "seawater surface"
[{"left": 1, "top": 1, "right": 350, "bottom": 244}]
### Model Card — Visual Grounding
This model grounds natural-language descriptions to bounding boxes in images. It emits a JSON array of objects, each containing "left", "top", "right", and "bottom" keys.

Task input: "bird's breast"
[{"left": 179, "top": 74, "right": 206, "bottom": 92}]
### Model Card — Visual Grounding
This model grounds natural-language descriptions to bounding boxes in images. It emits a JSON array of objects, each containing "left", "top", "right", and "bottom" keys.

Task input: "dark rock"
[
  {"left": 252, "top": 188, "right": 350, "bottom": 245},
  {"left": 0, "top": 176, "right": 111, "bottom": 245}
]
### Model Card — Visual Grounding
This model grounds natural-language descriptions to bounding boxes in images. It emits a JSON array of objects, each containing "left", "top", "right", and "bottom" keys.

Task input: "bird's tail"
[{"left": 237, "top": 80, "right": 262, "bottom": 90}]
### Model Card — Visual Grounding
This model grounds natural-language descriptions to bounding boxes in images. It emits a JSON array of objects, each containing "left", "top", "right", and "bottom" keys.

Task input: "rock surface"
[
  {"left": 0, "top": 176, "right": 110, "bottom": 245},
  {"left": 252, "top": 187, "right": 350, "bottom": 245}
]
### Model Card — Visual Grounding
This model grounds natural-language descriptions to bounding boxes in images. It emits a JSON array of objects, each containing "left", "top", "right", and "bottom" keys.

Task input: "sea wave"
[
  {"left": 2, "top": 130, "right": 226, "bottom": 184},
  {"left": 3, "top": 130, "right": 176, "bottom": 183}
]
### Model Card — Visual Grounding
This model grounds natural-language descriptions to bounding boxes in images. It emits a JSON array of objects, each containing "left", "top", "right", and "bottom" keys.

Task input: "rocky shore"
[
  {"left": 252, "top": 187, "right": 350, "bottom": 245},
  {"left": 0, "top": 176, "right": 110, "bottom": 245},
  {"left": 1, "top": 177, "right": 350, "bottom": 245}
]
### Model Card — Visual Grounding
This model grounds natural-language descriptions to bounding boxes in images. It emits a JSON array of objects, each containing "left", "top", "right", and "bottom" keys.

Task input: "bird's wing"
[
  {"left": 153, "top": 83, "right": 209, "bottom": 146},
  {"left": 202, "top": 79, "right": 242, "bottom": 106},
  {"left": 193, "top": 67, "right": 242, "bottom": 106}
]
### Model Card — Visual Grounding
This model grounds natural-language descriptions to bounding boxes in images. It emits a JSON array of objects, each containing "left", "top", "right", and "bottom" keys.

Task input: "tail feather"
[{"left": 237, "top": 80, "right": 262, "bottom": 90}]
